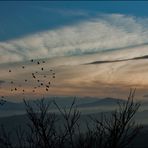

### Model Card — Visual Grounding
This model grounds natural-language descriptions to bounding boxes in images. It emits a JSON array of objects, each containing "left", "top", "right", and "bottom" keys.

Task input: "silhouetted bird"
[
  {"left": 0, "top": 102, "right": 4, "bottom": 105},
  {"left": 0, "top": 99, "right": 6, "bottom": 105},
  {"left": 2, "top": 60, "right": 56, "bottom": 102},
  {"left": 32, "top": 73, "right": 36, "bottom": 78}
]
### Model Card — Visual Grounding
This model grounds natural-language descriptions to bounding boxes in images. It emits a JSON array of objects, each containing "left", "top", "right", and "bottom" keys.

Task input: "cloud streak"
[{"left": 1, "top": 13, "right": 148, "bottom": 63}]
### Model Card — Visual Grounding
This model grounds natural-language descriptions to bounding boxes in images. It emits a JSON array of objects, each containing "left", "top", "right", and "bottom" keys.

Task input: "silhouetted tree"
[
  {"left": 24, "top": 99, "right": 58, "bottom": 148},
  {"left": 54, "top": 98, "right": 80, "bottom": 148},
  {"left": 0, "top": 90, "right": 142, "bottom": 148},
  {"left": 0, "top": 125, "right": 13, "bottom": 148},
  {"left": 89, "top": 89, "right": 142, "bottom": 148}
]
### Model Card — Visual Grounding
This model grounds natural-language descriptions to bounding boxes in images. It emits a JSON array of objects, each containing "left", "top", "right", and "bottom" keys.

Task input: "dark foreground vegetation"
[{"left": 0, "top": 90, "right": 142, "bottom": 148}]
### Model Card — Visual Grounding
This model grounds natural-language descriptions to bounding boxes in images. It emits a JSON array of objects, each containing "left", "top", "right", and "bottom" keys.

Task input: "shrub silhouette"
[
  {"left": 24, "top": 99, "right": 58, "bottom": 148},
  {"left": 87, "top": 89, "right": 142, "bottom": 148},
  {"left": 53, "top": 98, "right": 81, "bottom": 148},
  {"left": 0, "top": 90, "right": 142, "bottom": 148}
]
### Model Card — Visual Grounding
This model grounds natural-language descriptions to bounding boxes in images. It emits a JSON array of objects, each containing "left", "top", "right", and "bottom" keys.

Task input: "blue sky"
[
  {"left": 1, "top": 1, "right": 148, "bottom": 63},
  {"left": 0, "top": 1, "right": 148, "bottom": 41}
]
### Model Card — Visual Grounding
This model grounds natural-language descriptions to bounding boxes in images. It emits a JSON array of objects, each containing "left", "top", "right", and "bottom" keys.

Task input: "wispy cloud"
[{"left": 1, "top": 13, "right": 148, "bottom": 64}]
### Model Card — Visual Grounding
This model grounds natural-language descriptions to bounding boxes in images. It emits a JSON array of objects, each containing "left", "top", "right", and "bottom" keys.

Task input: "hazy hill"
[
  {"left": 0, "top": 97, "right": 124, "bottom": 111},
  {"left": 77, "top": 97, "right": 125, "bottom": 108},
  {"left": 0, "top": 97, "right": 125, "bottom": 116},
  {"left": 2, "top": 97, "right": 148, "bottom": 117}
]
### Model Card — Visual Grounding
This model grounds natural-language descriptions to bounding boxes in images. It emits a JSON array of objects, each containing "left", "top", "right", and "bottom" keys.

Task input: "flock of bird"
[{"left": 0, "top": 59, "right": 56, "bottom": 105}]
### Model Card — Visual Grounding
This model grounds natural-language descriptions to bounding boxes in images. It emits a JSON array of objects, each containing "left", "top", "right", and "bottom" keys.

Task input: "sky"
[{"left": 1, "top": 1, "right": 148, "bottom": 101}]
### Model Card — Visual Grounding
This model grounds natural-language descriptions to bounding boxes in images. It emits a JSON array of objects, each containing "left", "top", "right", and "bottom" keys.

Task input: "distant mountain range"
[
  {"left": 77, "top": 97, "right": 125, "bottom": 108},
  {"left": 0, "top": 97, "right": 125, "bottom": 111},
  {"left": 1, "top": 96, "right": 148, "bottom": 118}
]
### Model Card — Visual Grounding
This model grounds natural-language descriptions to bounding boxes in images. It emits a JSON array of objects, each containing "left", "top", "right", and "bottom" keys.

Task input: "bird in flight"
[
  {"left": 0, "top": 58, "right": 56, "bottom": 102},
  {"left": 0, "top": 99, "right": 7, "bottom": 106}
]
